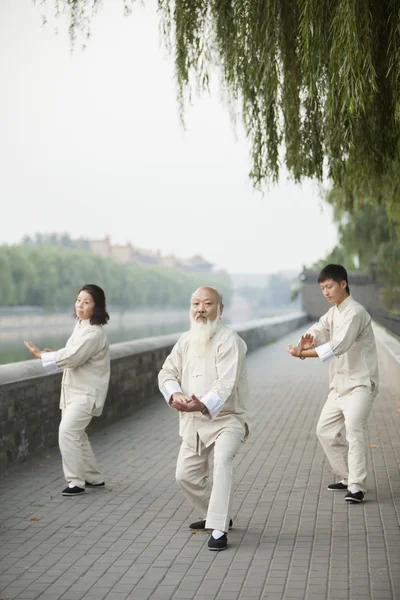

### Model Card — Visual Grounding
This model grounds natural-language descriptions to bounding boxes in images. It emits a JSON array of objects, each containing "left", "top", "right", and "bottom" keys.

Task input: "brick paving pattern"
[{"left": 0, "top": 329, "right": 399, "bottom": 600}]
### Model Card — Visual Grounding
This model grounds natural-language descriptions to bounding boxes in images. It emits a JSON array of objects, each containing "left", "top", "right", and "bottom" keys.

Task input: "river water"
[
  {"left": 0, "top": 307, "right": 249, "bottom": 365},
  {"left": 0, "top": 303, "right": 299, "bottom": 365}
]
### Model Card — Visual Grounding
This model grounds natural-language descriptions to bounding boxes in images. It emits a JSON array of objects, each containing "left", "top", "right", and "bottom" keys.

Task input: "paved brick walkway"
[{"left": 0, "top": 329, "right": 399, "bottom": 600}]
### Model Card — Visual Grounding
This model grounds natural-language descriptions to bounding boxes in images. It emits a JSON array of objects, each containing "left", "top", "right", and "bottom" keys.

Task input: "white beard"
[{"left": 189, "top": 313, "right": 220, "bottom": 356}]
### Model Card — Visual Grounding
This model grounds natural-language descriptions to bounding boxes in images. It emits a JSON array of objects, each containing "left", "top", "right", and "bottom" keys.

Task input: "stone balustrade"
[{"left": 0, "top": 312, "right": 308, "bottom": 470}]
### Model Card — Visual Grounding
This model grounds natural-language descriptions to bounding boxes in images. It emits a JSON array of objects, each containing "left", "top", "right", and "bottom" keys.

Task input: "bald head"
[
  {"left": 191, "top": 286, "right": 222, "bottom": 304},
  {"left": 190, "top": 286, "right": 224, "bottom": 323}
]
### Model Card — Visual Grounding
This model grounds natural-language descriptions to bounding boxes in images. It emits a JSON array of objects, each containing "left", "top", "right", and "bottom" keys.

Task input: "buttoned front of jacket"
[
  {"left": 158, "top": 323, "right": 249, "bottom": 452},
  {"left": 307, "top": 296, "right": 379, "bottom": 397},
  {"left": 42, "top": 319, "right": 110, "bottom": 416}
]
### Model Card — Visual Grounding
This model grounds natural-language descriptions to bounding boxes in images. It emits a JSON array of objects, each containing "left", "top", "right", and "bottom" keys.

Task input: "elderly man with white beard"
[{"left": 158, "top": 286, "right": 249, "bottom": 551}]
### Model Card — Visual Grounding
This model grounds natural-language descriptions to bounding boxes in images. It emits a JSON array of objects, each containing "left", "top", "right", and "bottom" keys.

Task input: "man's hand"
[
  {"left": 183, "top": 394, "right": 206, "bottom": 413},
  {"left": 170, "top": 392, "right": 205, "bottom": 413},
  {"left": 170, "top": 392, "right": 190, "bottom": 411},
  {"left": 43, "top": 348, "right": 55, "bottom": 353},
  {"left": 287, "top": 344, "right": 302, "bottom": 358},
  {"left": 299, "top": 333, "right": 314, "bottom": 350},
  {"left": 24, "top": 341, "right": 42, "bottom": 359}
]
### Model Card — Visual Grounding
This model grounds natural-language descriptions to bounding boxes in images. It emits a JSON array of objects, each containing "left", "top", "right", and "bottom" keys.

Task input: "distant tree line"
[
  {"left": 0, "top": 244, "right": 232, "bottom": 309},
  {"left": 21, "top": 232, "right": 89, "bottom": 249},
  {"left": 311, "top": 204, "right": 400, "bottom": 311}
]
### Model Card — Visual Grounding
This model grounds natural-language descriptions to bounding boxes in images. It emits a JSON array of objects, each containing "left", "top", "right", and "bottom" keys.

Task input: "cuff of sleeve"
[
  {"left": 201, "top": 392, "right": 224, "bottom": 420},
  {"left": 41, "top": 352, "right": 62, "bottom": 373},
  {"left": 316, "top": 342, "right": 335, "bottom": 363},
  {"left": 162, "top": 380, "right": 183, "bottom": 404}
]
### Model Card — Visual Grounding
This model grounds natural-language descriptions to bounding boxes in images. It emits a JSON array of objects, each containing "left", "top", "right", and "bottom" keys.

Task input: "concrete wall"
[
  {"left": 0, "top": 312, "right": 308, "bottom": 471},
  {"left": 373, "top": 323, "right": 400, "bottom": 397}
]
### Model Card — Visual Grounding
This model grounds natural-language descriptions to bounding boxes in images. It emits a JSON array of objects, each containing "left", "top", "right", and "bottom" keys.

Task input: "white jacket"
[
  {"left": 42, "top": 319, "right": 110, "bottom": 416},
  {"left": 158, "top": 323, "right": 249, "bottom": 452},
  {"left": 307, "top": 295, "right": 379, "bottom": 397}
]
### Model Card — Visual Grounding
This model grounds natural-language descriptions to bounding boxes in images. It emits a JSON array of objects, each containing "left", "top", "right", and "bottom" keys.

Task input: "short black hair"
[
  {"left": 74, "top": 284, "right": 110, "bottom": 325},
  {"left": 318, "top": 264, "right": 350, "bottom": 294}
]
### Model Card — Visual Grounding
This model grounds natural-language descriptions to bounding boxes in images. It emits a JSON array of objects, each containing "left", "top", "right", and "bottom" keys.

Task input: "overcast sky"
[{"left": 0, "top": 0, "right": 338, "bottom": 275}]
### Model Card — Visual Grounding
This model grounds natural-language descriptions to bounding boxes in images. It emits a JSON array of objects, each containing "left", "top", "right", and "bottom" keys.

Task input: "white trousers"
[
  {"left": 176, "top": 429, "right": 243, "bottom": 533},
  {"left": 316, "top": 388, "right": 375, "bottom": 492},
  {"left": 59, "top": 399, "right": 103, "bottom": 488}
]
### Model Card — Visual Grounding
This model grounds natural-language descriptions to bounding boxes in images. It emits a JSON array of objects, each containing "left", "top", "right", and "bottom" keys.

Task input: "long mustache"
[{"left": 190, "top": 306, "right": 221, "bottom": 324}]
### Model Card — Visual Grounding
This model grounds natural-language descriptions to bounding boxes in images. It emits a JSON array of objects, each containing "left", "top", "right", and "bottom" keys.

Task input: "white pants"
[
  {"left": 176, "top": 430, "right": 243, "bottom": 533},
  {"left": 59, "top": 399, "right": 103, "bottom": 488},
  {"left": 316, "top": 388, "right": 375, "bottom": 492}
]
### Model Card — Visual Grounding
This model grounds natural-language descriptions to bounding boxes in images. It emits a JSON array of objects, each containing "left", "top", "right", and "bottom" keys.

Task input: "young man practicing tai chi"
[{"left": 287, "top": 264, "right": 379, "bottom": 503}]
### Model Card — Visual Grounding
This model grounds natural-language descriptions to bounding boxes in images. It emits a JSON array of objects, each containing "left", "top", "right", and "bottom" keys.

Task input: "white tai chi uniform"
[
  {"left": 158, "top": 322, "right": 249, "bottom": 533},
  {"left": 41, "top": 319, "right": 110, "bottom": 488},
  {"left": 307, "top": 295, "right": 379, "bottom": 492}
]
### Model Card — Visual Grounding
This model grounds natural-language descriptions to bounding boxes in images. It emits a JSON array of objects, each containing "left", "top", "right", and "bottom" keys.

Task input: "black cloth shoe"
[
  {"left": 189, "top": 519, "right": 233, "bottom": 530},
  {"left": 85, "top": 481, "right": 105, "bottom": 488},
  {"left": 62, "top": 486, "right": 85, "bottom": 496},
  {"left": 345, "top": 490, "right": 364, "bottom": 503},
  {"left": 208, "top": 533, "right": 228, "bottom": 551},
  {"left": 327, "top": 482, "right": 348, "bottom": 491}
]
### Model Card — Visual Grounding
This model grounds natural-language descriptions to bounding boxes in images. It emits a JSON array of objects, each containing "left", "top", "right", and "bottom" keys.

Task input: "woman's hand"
[{"left": 24, "top": 341, "right": 42, "bottom": 359}]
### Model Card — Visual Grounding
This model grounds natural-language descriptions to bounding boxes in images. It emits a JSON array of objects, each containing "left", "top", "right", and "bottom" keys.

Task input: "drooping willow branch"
[{"left": 37, "top": 0, "right": 400, "bottom": 224}]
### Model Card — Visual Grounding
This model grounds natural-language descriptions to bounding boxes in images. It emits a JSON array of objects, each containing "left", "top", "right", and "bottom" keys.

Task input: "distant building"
[
  {"left": 88, "top": 235, "right": 112, "bottom": 259},
  {"left": 160, "top": 254, "right": 178, "bottom": 268},
  {"left": 183, "top": 254, "right": 214, "bottom": 272},
  {"left": 88, "top": 236, "right": 213, "bottom": 273},
  {"left": 111, "top": 243, "right": 134, "bottom": 264},
  {"left": 134, "top": 248, "right": 160, "bottom": 266}
]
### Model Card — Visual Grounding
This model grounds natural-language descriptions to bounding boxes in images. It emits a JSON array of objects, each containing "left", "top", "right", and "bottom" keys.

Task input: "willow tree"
[
  {"left": 41, "top": 0, "right": 400, "bottom": 223},
  {"left": 310, "top": 204, "right": 400, "bottom": 309}
]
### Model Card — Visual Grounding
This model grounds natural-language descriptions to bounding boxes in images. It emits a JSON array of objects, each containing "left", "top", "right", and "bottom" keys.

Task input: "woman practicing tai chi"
[{"left": 25, "top": 284, "right": 110, "bottom": 497}]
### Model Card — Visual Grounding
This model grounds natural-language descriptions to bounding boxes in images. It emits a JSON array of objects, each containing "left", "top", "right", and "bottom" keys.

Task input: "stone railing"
[
  {"left": 0, "top": 313, "right": 308, "bottom": 470},
  {"left": 372, "top": 323, "right": 400, "bottom": 394}
]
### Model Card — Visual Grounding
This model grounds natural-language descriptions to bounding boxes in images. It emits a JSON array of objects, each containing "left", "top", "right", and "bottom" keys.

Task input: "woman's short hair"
[
  {"left": 74, "top": 284, "right": 110, "bottom": 325},
  {"left": 318, "top": 264, "right": 350, "bottom": 294}
]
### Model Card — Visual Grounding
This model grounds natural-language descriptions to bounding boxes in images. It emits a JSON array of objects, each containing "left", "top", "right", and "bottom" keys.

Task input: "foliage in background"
[
  {"left": 0, "top": 244, "right": 232, "bottom": 309},
  {"left": 311, "top": 205, "right": 400, "bottom": 310},
  {"left": 40, "top": 0, "right": 400, "bottom": 230},
  {"left": 22, "top": 232, "right": 89, "bottom": 249}
]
